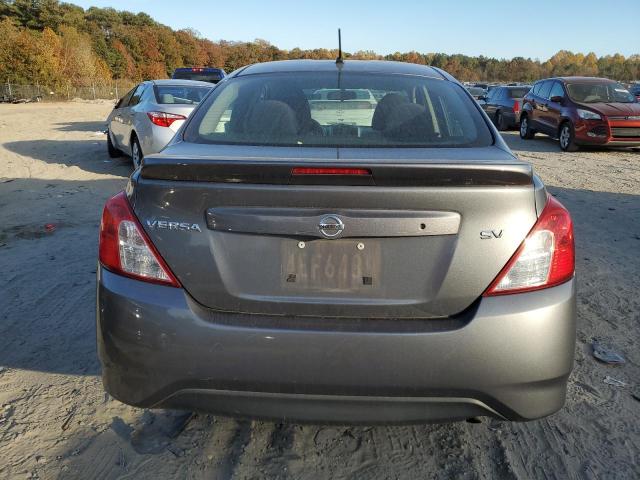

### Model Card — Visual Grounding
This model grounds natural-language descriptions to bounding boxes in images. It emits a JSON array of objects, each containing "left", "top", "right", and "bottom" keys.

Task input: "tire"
[
  {"left": 131, "top": 134, "right": 143, "bottom": 169},
  {"left": 496, "top": 111, "right": 508, "bottom": 131},
  {"left": 519, "top": 114, "right": 535, "bottom": 139},
  {"left": 107, "top": 130, "right": 122, "bottom": 158},
  {"left": 559, "top": 122, "right": 579, "bottom": 152}
]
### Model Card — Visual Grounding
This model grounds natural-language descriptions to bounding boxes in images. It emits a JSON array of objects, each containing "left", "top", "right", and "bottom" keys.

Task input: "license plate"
[{"left": 281, "top": 240, "right": 381, "bottom": 292}]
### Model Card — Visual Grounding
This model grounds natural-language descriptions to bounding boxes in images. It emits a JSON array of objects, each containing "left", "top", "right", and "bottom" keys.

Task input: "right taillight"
[{"left": 484, "top": 195, "right": 574, "bottom": 296}]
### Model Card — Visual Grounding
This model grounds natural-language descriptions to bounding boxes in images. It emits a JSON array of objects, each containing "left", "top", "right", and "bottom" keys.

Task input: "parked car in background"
[
  {"left": 172, "top": 67, "right": 226, "bottom": 84},
  {"left": 482, "top": 85, "right": 531, "bottom": 130},
  {"left": 466, "top": 86, "right": 487, "bottom": 105},
  {"left": 106, "top": 79, "right": 214, "bottom": 167},
  {"left": 97, "top": 60, "right": 576, "bottom": 424},
  {"left": 309, "top": 88, "right": 378, "bottom": 126},
  {"left": 520, "top": 77, "right": 640, "bottom": 151}
]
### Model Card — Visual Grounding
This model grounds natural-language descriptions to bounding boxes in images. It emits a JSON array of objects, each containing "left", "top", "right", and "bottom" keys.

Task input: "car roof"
[
  {"left": 150, "top": 79, "right": 214, "bottom": 87},
  {"left": 545, "top": 77, "right": 617, "bottom": 84},
  {"left": 234, "top": 60, "right": 448, "bottom": 80},
  {"left": 174, "top": 67, "right": 224, "bottom": 72}
]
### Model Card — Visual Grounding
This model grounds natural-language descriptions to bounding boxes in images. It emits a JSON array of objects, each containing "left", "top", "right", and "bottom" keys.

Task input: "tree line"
[{"left": 1, "top": 0, "right": 639, "bottom": 92}]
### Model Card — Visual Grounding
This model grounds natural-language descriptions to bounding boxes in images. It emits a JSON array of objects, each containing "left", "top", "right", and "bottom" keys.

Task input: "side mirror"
[{"left": 550, "top": 95, "right": 564, "bottom": 104}]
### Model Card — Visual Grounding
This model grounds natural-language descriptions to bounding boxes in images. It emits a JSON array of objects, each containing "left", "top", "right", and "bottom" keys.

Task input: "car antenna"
[{"left": 336, "top": 28, "right": 344, "bottom": 64}]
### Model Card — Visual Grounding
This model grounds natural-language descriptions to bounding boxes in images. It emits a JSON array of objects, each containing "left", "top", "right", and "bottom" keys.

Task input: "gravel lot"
[{"left": 0, "top": 102, "right": 639, "bottom": 479}]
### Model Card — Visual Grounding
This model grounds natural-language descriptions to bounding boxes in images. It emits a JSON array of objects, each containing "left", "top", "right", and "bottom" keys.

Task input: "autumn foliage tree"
[{"left": 1, "top": 0, "right": 639, "bottom": 92}]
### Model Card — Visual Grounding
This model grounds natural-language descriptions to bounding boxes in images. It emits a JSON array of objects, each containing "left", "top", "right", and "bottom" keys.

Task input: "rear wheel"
[
  {"left": 496, "top": 111, "right": 508, "bottom": 131},
  {"left": 559, "top": 122, "right": 578, "bottom": 152},
  {"left": 519, "top": 115, "right": 534, "bottom": 139},
  {"left": 131, "top": 135, "right": 143, "bottom": 169},
  {"left": 107, "top": 130, "right": 122, "bottom": 158}
]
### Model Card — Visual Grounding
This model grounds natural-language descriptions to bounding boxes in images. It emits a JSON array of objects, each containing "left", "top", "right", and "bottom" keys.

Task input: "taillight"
[
  {"left": 484, "top": 195, "right": 574, "bottom": 296},
  {"left": 291, "top": 167, "right": 371, "bottom": 176},
  {"left": 146, "top": 111, "right": 187, "bottom": 127},
  {"left": 513, "top": 100, "right": 520, "bottom": 113},
  {"left": 99, "top": 192, "right": 180, "bottom": 287}
]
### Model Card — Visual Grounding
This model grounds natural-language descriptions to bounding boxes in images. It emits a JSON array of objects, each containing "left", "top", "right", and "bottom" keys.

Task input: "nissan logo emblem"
[{"left": 318, "top": 215, "right": 344, "bottom": 239}]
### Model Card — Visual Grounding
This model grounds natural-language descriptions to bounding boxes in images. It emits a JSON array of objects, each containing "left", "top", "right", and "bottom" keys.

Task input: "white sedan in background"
[{"left": 106, "top": 79, "right": 214, "bottom": 168}]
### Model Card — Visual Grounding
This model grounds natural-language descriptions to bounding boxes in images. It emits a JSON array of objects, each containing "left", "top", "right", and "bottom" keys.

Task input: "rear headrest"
[
  {"left": 160, "top": 93, "right": 174, "bottom": 104},
  {"left": 245, "top": 100, "right": 298, "bottom": 137},
  {"left": 372, "top": 93, "right": 409, "bottom": 131},
  {"left": 383, "top": 103, "right": 434, "bottom": 141},
  {"left": 268, "top": 84, "right": 312, "bottom": 131}
]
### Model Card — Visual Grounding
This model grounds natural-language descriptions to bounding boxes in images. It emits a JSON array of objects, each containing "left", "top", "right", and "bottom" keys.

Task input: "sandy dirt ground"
[{"left": 0, "top": 102, "right": 639, "bottom": 479}]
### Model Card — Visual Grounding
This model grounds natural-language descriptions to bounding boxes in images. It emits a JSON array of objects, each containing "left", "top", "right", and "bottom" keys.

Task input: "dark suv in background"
[
  {"left": 172, "top": 67, "right": 226, "bottom": 84},
  {"left": 482, "top": 85, "right": 531, "bottom": 130},
  {"left": 520, "top": 77, "right": 640, "bottom": 151}
]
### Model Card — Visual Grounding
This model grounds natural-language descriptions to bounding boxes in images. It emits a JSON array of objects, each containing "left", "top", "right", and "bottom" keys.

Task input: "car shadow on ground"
[
  {"left": 54, "top": 121, "right": 109, "bottom": 133},
  {"left": 3, "top": 139, "right": 133, "bottom": 177},
  {"left": 0, "top": 177, "right": 128, "bottom": 376}
]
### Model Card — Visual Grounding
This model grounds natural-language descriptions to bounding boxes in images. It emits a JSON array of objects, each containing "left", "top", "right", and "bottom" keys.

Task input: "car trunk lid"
[{"left": 132, "top": 144, "right": 537, "bottom": 318}]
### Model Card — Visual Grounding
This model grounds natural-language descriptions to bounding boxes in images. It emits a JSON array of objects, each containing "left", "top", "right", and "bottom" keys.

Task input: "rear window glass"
[
  {"left": 154, "top": 85, "right": 212, "bottom": 105},
  {"left": 184, "top": 72, "right": 493, "bottom": 148},
  {"left": 508, "top": 88, "right": 530, "bottom": 98},
  {"left": 466, "top": 87, "right": 485, "bottom": 96},
  {"left": 172, "top": 70, "right": 223, "bottom": 83}
]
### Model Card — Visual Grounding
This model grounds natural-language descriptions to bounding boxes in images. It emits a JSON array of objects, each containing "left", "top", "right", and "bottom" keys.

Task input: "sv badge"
[{"left": 480, "top": 230, "right": 503, "bottom": 240}]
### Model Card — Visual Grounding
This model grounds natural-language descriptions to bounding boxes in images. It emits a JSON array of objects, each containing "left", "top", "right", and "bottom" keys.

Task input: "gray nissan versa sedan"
[{"left": 97, "top": 60, "right": 576, "bottom": 424}]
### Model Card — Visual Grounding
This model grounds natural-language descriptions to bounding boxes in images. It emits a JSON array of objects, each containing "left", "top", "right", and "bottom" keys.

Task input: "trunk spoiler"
[{"left": 140, "top": 158, "right": 532, "bottom": 187}]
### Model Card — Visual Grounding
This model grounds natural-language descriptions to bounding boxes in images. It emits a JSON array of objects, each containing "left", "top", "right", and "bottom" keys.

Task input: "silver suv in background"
[
  {"left": 97, "top": 60, "right": 576, "bottom": 424},
  {"left": 106, "top": 79, "right": 214, "bottom": 167}
]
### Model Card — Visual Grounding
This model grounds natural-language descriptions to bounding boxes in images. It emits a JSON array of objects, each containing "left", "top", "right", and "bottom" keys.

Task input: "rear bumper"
[
  {"left": 503, "top": 110, "right": 521, "bottom": 126},
  {"left": 97, "top": 267, "right": 576, "bottom": 424}
]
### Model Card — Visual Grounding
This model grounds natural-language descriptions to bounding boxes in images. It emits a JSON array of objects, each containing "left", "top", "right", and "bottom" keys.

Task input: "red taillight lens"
[
  {"left": 99, "top": 192, "right": 180, "bottom": 287},
  {"left": 484, "top": 195, "right": 574, "bottom": 296},
  {"left": 513, "top": 100, "right": 520, "bottom": 113},
  {"left": 147, "top": 111, "right": 187, "bottom": 128},
  {"left": 291, "top": 167, "right": 371, "bottom": 176}
]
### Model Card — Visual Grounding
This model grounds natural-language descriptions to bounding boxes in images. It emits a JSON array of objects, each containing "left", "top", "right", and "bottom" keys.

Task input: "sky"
[{"left": 70, "top": 0, "right": 640, "bottom": 60}]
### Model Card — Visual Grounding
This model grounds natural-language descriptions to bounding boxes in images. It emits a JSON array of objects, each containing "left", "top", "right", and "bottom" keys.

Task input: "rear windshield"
[
  {"left": 466, "top": 87, "right": 485, "bottom": 96},
  {"left": 154, "top": 85, "right": 212, "bottom": 105},
  {"left": 172, "top": 70, "right": 223, "bottom": 83},
  {"left": 508, "top": 87, "right": 530, "bottom": 98},
  {"left": 566, "top": 82, "right": 635, "bottom": 104},
  {"left": 184, "top": 72, "right": 492, "bottom": 148}
]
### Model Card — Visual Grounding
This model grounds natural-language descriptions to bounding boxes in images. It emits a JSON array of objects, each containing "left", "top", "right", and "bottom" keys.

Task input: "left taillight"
[
  {"left": 146, "top": 111, "right": 187, "bottom": 127},
  {"left": 99, "top": 192, "right": 180, "bottom": 287},
  {"left": 513, "top": 100, "right": 520, "bottom": 114},
  {"left": 484, "top": 195, "right": 574, "bottom": 296}
]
